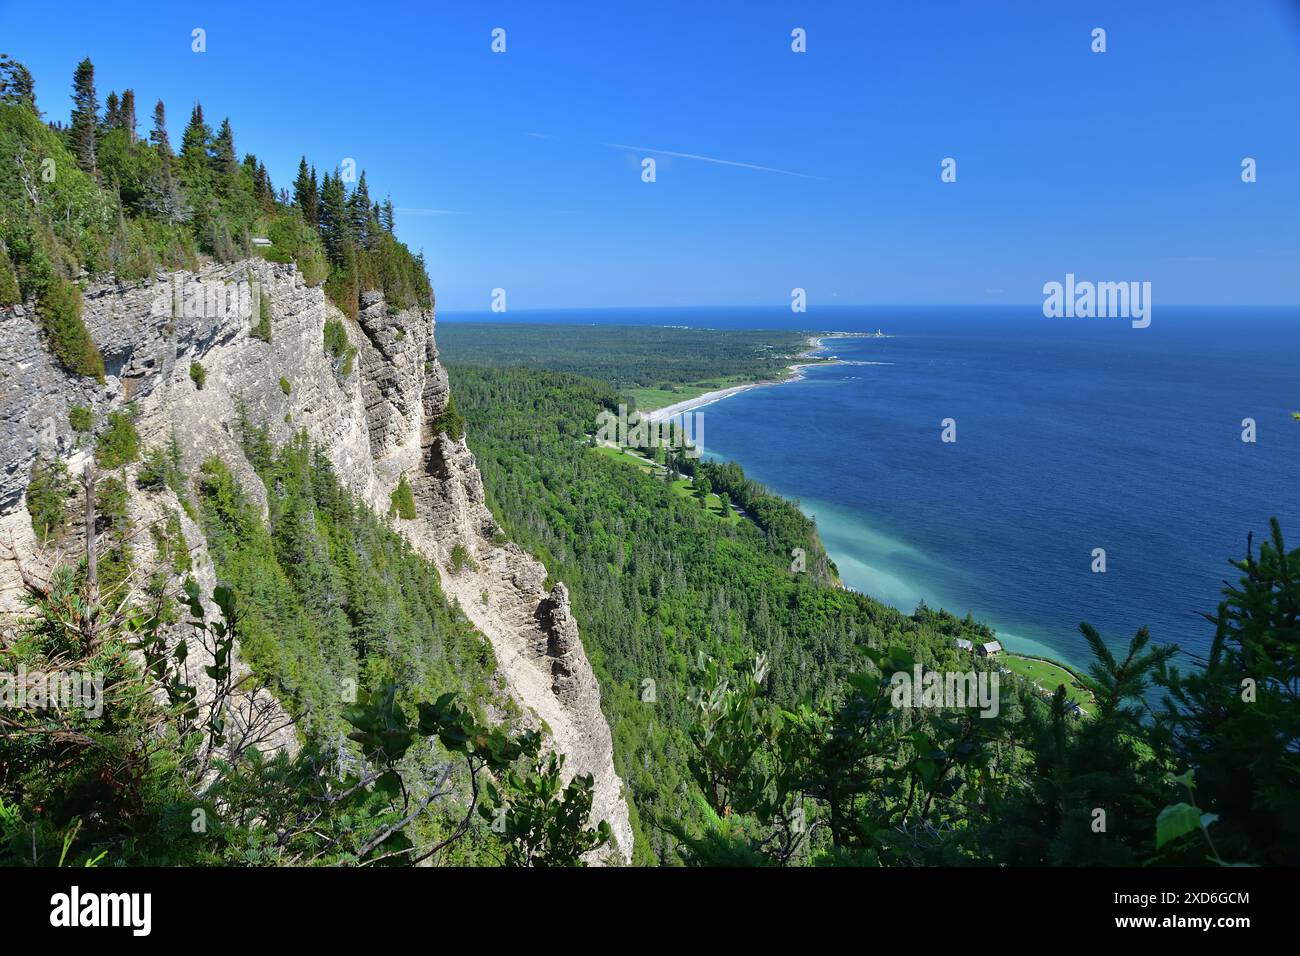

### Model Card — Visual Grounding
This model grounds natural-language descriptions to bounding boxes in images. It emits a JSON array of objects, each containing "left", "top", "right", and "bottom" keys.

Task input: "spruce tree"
[
  {"left": 180, "top": 102, "right": 212, "bottom": 170},
  {"left": 150, "top": 99, "right": 171, "bottom": 156},
  {"left": 349, "top": 170, "right": 372, "bottom": 246},
  {"left": 294, "top": 157, "right": 319, "bottom": 225},
  {"left": 381, "top": 197, "right": 395, "bottom": 234},
  {"left": 212, "top": 117, "right": 238, "bottom": 179},
  {"left": 318, "top": 170, "right": 351, "bottom": 265},
  {"left": 104, "top": 91, "right": 121, "bottom": 129},
  {"left": 119, "top": 89, "right": 137, "bottom": 141},
  {"left": 1155, "top": 519, "right": 1300, "bottom": 865},
  {"left": 0, "top": 54, "right": 38, "bottom": 113},
  {"left": 255, "top": 161, "right": 273, "bottom": 207},
  {"left": 70, "top": 57, "right": 99, "bottom": 175}
]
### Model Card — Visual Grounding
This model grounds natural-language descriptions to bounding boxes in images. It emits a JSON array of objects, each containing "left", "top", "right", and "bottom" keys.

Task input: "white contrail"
[{"left": 603, "top": 142, "right": 825, "bottom": 180}]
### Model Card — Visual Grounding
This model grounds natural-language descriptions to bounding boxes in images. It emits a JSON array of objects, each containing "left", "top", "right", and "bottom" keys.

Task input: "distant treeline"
[{"left": 436, "top": 323, "right": 812, "bottom": 398}]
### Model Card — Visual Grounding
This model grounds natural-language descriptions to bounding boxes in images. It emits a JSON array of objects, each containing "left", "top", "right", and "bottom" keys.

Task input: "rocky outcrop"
[{"left": 0, "top": 259, "right": 633, "bottom": 861}]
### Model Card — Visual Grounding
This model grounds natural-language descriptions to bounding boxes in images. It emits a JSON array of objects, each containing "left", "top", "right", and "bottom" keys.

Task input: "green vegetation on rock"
[
  {"left": 389, "top": 473, "right": 416, "bottom": 520},
  {"left": 94, "top": 408, "right": 139, "bottom": 468},
  {"left": 26, "top": 457, "right": 73, "bottom": 543}
]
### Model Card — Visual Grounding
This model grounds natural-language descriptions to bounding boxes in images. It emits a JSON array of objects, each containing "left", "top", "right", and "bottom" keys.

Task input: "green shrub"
[
  {"left": 95, "top": 409, "right": 139, "bottom": 469},
  {"left": 68, "top": 405, "right": 92, "bottom": 432},
  {"left": 190, "top": 361, "right": 206, "bottom": 389},
  {"left": 26, "top": 457, "right": 73, "bottom": 543},
  {"left": 389, "top": 474, "right": 416, "bottom": 520},
  {"left": 279, "top": 376, "right": 292, "bottom": 396},
  {"left": 251, "top": 285, "right": 272, "bottom": 342},
  {"left": 433, "top": 394, "right": 465, "bottom": 441},
  {"left": 0, "top": 243, "right": 20, "bottom": 306},
  {"left": 36, "top": 275, "right": 104, "bottom": 381},
  {"left": 137, "top": 434, "right": 184, "bottom": 495},
  {"left": 450, "top": 542, "right": 476, "bottom": 574},
  {"left": 321, "top": 317, "right": 357, "bottom": 379},
  {"left": 149, "top": 507, "right": 190, "bottom": 574},
  {"left": 265, "top": 214, "right": 329, "bottom": 286},
  {"left": 96, "top": 475, "right": 130, "bottom": 528},
  {"left": 323, "top": 317, "right": 349, "bottom": 358}
]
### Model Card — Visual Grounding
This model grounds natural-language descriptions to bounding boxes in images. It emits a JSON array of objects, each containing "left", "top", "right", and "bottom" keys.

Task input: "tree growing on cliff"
[
  {"left": 389, "top": 474, "right": 417, "bottom": 520},
  {"left": 0, "top": 241, "right": 20, "bottom": 306},
  {"left": 69, "top": 57, "right": 98, "bottom": 175},
  {"left": 36, "top": 275, "right": 104, "bottom": 381},
  {"left": 26, "top": 457, "right": 73, "bottom": 543},
  {"left": 433, "top": 394, "right": 465, "bottom": 441}
]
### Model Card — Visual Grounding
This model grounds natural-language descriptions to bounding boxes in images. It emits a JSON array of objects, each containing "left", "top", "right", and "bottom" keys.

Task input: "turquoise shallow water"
[
  {"left": 444, "top": 304, "right": 1300, "bottom": 668},
  {"left": 676, "top": 306, "right": 1300, "bottom": 668}
]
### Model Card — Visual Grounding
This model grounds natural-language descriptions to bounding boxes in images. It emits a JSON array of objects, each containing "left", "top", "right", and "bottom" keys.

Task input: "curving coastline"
[{"left": 644, "top": 334, "right": 843, "bottom": 422}]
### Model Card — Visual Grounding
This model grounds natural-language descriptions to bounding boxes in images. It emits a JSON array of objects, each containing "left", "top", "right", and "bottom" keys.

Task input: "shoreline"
[
  {"left": 634, "top": 331, "right": 1089, "bottom": 683},
  {"left": 644, "top": 333, "right": 859, "bottom": 422}
]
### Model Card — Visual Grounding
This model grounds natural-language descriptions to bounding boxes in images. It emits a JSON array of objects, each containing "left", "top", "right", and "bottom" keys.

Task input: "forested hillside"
[{"left": 452, "top": 363, "right": 1300, "bottom": 866}]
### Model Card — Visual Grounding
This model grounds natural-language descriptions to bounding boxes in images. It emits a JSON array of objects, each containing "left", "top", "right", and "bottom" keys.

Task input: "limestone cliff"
[{"left": 0, "top": 259, "right": 632, "bottom": 860}]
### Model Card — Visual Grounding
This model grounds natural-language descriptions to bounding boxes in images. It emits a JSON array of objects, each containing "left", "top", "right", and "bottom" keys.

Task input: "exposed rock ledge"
[{"left": 0, "top": 259, "right": 632, "bottom": 861}]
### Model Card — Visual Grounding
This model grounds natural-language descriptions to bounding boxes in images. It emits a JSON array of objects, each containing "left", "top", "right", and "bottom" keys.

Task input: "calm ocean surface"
[{"left": 444, "top": 306, "right": 1300, "bottom": 667}]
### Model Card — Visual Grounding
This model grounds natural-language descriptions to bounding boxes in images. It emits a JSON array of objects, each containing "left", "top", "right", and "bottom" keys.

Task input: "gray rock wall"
[{"left": 0, "top": 259, "right": 632, "bottom": 861}]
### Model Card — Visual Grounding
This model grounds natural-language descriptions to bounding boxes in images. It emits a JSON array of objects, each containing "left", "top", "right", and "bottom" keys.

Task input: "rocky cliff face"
[{"left": 0, "top": 259, "right": 632, "bottom": 860}]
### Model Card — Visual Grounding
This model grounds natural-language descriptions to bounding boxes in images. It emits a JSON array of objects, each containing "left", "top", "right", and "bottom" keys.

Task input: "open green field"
[
  {"left": 1002, "top": 654, "right": 1095, "bottom": 715},
  {"left": 593, "top": 443, "right": 657, "bottom": 473},
  {"left": 669, "top": 477, "right": 743, "bottom": 525},
  {"left": 593, "top": 443, "right": 742, "bottom": 525},
  {"left": 625, "top": 374, "right": 758, "bottom": 413}
]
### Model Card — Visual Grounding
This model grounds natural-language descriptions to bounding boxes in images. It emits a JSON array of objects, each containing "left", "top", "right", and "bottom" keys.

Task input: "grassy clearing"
[
  {"left": 594, "top": 443, "right": 741, "bottom": 525},
  {"left": 626, "top": 374, "right": 756, "bottom": 413},
  {"left": 593, "top": 444, "right": 656, "bottom": 473},
  {"left": 669, "top": 477, "right": 742, "bottom": 526},
  {"left": 1001, "top": 654, "right": 1096, "bottom": 715}
]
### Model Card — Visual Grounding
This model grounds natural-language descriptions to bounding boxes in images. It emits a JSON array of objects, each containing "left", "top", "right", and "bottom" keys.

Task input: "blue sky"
[{"left": 3, "top": 1, "right": 1299, "bottom": 308}]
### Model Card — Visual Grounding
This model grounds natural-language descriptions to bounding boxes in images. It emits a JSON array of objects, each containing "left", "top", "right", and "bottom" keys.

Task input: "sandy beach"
[{"left": 645, "top": 334, "right": 850, "bottom": 422}]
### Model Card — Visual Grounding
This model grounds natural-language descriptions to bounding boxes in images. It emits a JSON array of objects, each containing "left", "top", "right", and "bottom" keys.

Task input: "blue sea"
[{"left": 443, "top": 306, "right": 1300, "bottom": 667}]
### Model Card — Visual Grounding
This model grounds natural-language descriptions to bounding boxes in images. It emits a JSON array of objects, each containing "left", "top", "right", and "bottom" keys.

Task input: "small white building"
[
  {"left": 251, "top": 237, "right": 272, "bottom": 247},
  {"left": 977, "top": 641, "right": 1003, "bottom": 657},
  {"left": 955, "top": 638, "right": 973, "bottom": 651}
]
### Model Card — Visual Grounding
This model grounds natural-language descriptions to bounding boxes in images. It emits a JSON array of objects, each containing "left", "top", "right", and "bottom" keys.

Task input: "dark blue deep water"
[{"left": 446, "top": 305, "right": 1300, "bottom": 666}]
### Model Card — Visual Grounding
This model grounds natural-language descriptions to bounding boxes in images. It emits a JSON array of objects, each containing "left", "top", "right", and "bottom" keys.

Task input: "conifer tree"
[
  {"left": 212, "top": 117, "right": 238, "bottom": 179},
  {"left": 255, "top": 160, "right": 274, "bottom": 207},
  {"left": 0, "top": 54, "right": 38, "bottom": 113},
  {"left": 349, "top": 170, "right": 372, "bottom": 246},
  {"left": 104, "top": 91, "right": 120, "bottom": 129},
  {"left": 119, "top": 89, "right": 137, "bottom": 141},
  {"left": 150, "top": 99, "right": 171, "bottom": 156},
  {"left": 180, "top": 102, "right": 212, "bottom": 169},
  {"left": 318, "top": 170, "right": 351, "bottom": 265},
  {"left": 381, "top": 197, "right": 395, "bottom": 234},
  {"left": 70, "top": 57, "right": 99, "bottom": 175},
  {"left": 294, "top": 157, "right": 319, "bottom": 225}
]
